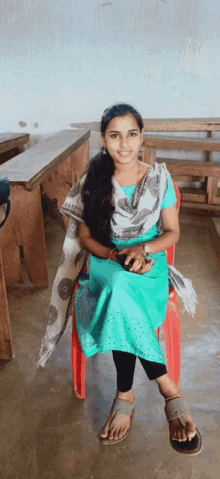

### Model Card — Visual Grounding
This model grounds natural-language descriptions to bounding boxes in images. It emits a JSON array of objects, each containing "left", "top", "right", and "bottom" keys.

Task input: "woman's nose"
[{"left": 120, "top": 137, "right": 128, "bottom": 148}]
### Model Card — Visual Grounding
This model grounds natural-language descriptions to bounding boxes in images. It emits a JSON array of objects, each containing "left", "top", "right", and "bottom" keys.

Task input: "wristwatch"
[{"left": 144, "top": 245, "right": 151, "bottom": 256}]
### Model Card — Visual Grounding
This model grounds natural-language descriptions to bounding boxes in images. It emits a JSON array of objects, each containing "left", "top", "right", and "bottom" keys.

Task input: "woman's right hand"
[
  {"left": 134, "top": 256, "right": 155, "bottom": 274},
  {"left": 111, "top": 250, "right": 154, "bottom": 274}
]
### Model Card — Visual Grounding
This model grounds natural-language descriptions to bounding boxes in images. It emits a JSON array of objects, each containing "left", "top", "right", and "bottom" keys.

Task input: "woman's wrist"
[{"left": 141, "top": 231, "right": 179, "bottom": 255}]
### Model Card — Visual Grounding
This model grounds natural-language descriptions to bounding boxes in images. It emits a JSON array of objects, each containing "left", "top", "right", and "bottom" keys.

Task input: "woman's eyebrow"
[{"left": 109, "top": 129, "right": 139, "bottom": 133}]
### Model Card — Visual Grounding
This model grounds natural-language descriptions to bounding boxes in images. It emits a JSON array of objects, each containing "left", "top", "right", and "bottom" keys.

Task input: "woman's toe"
[
  {"left": 187, "top": 425, "right": 197, "bottom": 439},
  {"left": 100, "top": 424, "right": 109, "bottom": 437},
  {"left": 181, "top": 430, "right": 187, "bottom": 441}
]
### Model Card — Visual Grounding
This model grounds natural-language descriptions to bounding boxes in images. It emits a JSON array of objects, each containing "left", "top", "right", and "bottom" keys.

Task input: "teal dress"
[{"left": 75, "top": 176, "right": 176, "bottom": 365}]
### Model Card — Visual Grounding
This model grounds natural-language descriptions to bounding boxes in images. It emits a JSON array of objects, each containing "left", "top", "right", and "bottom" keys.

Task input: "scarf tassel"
[{"left": 168, "top": 265, "right": 198, "bottom": 317}]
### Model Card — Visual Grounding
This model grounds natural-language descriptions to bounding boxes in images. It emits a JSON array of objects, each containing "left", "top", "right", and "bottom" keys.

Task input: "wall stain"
[
  {"left": 18, "top": 120, "right": 27, "bottom": 127},
  {"left": 33, "top": 122, "right": 38, "bottom": 128}
]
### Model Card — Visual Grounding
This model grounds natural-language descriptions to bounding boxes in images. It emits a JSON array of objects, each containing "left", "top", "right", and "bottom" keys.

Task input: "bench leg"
[
  {"left": 207, "top": 177, "right": 218, "bottom": 205},
  {"left": 20, "top": 186, "right": 48, "bottom": 287},
  {"left": 1, "top": 240, "right": 23, "bottom": 287},
  {"left": 0, "top": 248, "right": 13, "bottom": 359},
  {"left": 142, "top": 146, "right": 156, "bottom": 166},
  {"left": 8, "top": 185, "right": 48, "bottom": 288}
]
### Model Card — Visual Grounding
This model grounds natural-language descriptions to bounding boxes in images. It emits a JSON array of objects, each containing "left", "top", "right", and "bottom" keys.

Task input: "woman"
[
  {"left": 73, "top": 103, "right": 202, "bottom": 453},
  {"left": 37, "top": 103, "right": 202, "bottom": 455}
]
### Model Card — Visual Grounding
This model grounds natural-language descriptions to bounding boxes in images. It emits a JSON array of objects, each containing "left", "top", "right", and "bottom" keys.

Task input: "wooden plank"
[
  {"left": 181, "top": 193, "right": 206, "bottom": 203},
  {"left": 178, "top": 186, "right": 206, "bottom": 203},
  {"left": 170, "top": 175, "right": 205, "bottom": 182},
  {"left": 17, "top": 185, "right": 48, "bottom": 287},
  {"left": 0, "top": 133, "right": 30, "bottom": 154},
  {"left": 0, "top": 185, "right": 48, "bottom": 287},
  {"left": 0, "top": 241, "right": 23, "bottom": 287},
  {"left": 209, "top": 218, "right": 220, "bottom": 264},
  {"left": 156, "top": 158, "right": 220, "bottom": 178},
  {"left": 68, "top": 118, "right": 220, "bottom": 132},
  {"left": 180, "top": 201, "right": 220, "bottom": 211},
  {"left": 212, "top": 197, "right": 220, "bottom": 204},
  {"left": 143, "top": 118, "right": 220, "bottom": 131},
  {"left": 205, "top": 131, "right": 213, "bottom": 162},
  {"left": 143, "top": 134, "right": 220, "bottom": 152},
  {"left": 0, "top": 248, "right": 13, "bottom": 359},
  {"left": 207, "top": 177, "right": 218, "bottom": 204},
  {"left": 0, "top": 129, "right": 90, "bottom": 190},
  {"left": 142, "top": 147, "right": 156, "bottom": 166}
]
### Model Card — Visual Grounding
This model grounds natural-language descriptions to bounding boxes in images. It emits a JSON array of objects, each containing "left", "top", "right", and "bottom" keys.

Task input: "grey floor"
[{"left": 1, "top": 200, "right": 220, "bottom": 479}]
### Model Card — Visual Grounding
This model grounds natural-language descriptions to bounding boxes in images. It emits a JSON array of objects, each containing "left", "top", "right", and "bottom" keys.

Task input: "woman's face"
[{"left": 101, "top": 114, "right": 143, "bottom": 167}]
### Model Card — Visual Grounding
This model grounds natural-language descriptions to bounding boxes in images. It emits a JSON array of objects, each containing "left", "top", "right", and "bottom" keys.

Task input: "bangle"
[{"left": 109, "top": 246, "right": 117, "bottom": 260}]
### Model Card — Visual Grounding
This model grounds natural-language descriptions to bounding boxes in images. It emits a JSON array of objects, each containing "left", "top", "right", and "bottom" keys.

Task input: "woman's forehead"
[{"left": 106, "top": 114, "right": 139, "bottom": 132}]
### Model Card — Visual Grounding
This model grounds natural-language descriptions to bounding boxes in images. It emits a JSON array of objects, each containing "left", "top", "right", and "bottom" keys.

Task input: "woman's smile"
[{"left": 118, "top": 151, "right": 132, "bottom": 157}]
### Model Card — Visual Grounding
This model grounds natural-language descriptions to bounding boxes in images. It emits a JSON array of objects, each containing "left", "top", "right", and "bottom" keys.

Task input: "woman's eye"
[
  {"left": 110, "top": 134, "right": 118, "bottom": 138},
  {"left": 130, "top": 132, "right": 137, "bottom": 137}
]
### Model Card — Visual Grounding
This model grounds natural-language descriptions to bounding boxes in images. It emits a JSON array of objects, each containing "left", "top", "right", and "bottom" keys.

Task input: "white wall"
[{"left": 1, "top": 0, "right": 220, "bottom": 135}]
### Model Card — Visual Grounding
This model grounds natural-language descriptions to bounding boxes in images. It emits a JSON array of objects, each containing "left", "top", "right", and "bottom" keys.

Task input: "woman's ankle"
[
  {"left": 155, "top": 374, "right": 180, "bottom": 399},
  {"left": 116, "top": 389, "right": 134, "bottom": 400}
]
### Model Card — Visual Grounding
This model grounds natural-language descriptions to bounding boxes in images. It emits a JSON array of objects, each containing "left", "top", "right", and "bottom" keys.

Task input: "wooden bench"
[
  {"left": 0, "top": 133, "right": 30, "bottom": 165},
  {"left": 142, "top": 133, "right": 220, "bottom": 210},
  {"left": 0, "top": 129, "right": 90, "bottom": 359}
]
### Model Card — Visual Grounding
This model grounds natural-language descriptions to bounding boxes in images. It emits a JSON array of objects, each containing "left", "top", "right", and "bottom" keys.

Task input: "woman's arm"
[
  {"left": 141, "top": 204, "right": 180, "bottom": 255},
  {"left": 78, "top": 222, "right": 118, "bottom": 260}
]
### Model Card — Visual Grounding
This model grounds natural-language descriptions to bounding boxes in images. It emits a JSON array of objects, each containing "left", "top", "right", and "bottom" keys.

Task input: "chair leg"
[
  {"left": 72, "top": 285, "right": 86, "bottom": 399},
  {"left": 163, "top": 291, "right": 181, "bottom": 388},
  {"left": 72, "top": 334, "right": 86, "bottom": 399}
]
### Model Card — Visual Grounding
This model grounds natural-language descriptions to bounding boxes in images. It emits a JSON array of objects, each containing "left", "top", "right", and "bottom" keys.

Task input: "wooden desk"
[
  {"left": 0, "top": 129, "right": 90, "bottom": 287},
  {"left": 143, "top": 117, "right": 220, "bottom": 132},
  {"left": 0, "top": 133, "right": 30, "bottom": 164},
  {"left": 142, "top": 134, "right": 220, "bottom": 210},
  {"left": 0, "top": 129, "right": 90, "bottom": 359}
]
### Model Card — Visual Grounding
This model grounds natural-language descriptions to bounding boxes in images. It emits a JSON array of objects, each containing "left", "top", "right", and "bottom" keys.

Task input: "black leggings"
[{"left": 112, "top": 350, "right": 167, "bottom": 392}]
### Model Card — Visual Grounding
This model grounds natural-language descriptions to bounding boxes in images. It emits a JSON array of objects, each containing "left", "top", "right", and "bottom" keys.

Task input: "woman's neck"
[{"left": 113, "top": 162, "right": 150, "bottom": 186}]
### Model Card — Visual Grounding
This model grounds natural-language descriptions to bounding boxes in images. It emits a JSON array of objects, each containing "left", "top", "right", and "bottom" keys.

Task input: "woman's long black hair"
[{"left": 81, "top": 103, "right": 144, "bottom": 248}]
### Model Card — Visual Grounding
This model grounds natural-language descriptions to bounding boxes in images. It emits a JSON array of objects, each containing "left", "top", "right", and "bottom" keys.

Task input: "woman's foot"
[
  {"left": 100, "top": 389, "right": 135, "bottom": 441},
  {"left": 156, "top": 374, "right": 197, "bottom": 442}
]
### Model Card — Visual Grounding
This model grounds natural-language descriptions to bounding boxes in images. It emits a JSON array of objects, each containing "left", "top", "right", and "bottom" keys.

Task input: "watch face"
[{"left": 145, "top": 246, "right": 150, "bottom": 254}]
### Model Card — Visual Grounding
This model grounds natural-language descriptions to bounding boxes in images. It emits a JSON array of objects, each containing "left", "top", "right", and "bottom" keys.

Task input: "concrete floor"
[{"left": 1, "top": 200, "right": 220, "bottom": 479}]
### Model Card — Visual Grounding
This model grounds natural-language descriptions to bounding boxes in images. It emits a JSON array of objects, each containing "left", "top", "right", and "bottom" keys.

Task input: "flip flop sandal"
[
  {"left": 165, "top": 397, "right": 203, "bottom": 455},
  {"left": 100, "top": 396, "right": 135, "bottom": 446}
]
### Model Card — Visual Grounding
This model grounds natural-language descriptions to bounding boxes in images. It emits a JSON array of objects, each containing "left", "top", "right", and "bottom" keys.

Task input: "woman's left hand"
[{"left": 117, "top": 245, "right": 148, "bottom": 273}]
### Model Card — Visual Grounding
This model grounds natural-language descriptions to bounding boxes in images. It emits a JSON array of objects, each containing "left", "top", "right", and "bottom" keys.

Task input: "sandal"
[
  {"left": 100, "top": 396, "right": 135, "bottom": 446},
  {"left": 164, "top": 396, "right": 203, "bottom": 455}
]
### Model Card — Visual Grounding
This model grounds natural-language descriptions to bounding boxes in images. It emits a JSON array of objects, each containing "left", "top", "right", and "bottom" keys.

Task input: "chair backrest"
[{"left": 166, "top": 179, "right": 180, "bottom": 266}]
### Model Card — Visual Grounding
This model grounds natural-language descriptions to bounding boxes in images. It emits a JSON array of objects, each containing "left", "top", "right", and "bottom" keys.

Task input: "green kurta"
[{"left": 75, "top": 176, "right": 176, "bottom": 364}]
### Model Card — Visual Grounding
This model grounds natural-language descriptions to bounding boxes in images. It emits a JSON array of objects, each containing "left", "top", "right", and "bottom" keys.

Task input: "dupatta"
[{"left": 37, "top": 162, "right": 198, "bottom": 368}]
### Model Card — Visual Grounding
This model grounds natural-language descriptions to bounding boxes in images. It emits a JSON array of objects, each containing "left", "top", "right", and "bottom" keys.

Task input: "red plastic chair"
[{"left": 72, "top": 180, "right": 181, "bottom": 398}]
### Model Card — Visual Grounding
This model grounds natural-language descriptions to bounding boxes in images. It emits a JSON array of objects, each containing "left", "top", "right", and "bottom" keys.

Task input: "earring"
[{"left": 102, "top": 147, "right": 107, "bottom": 155}]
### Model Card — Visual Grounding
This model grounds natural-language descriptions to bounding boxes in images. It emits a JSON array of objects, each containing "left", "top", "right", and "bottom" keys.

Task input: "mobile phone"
[{"left": 115, "top": 254, "right": 135, "bottom": 271}]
